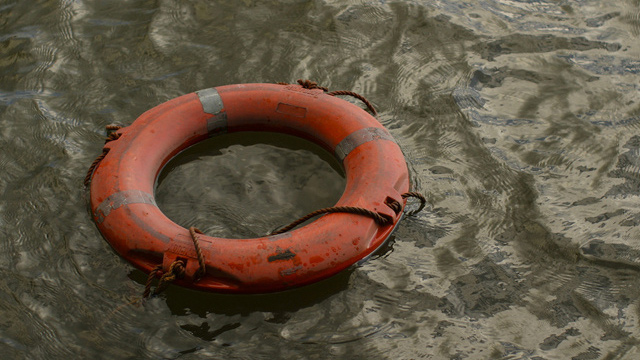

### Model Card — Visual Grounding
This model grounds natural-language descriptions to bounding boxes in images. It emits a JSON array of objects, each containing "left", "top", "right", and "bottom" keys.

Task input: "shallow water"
[{"left": 1, "top": 0, "right": 640, "bottom": 358}]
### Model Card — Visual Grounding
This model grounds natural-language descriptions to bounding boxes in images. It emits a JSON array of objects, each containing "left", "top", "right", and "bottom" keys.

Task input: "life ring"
[{"left": 89, "top": 83, "right": 410, "bottom": 293}]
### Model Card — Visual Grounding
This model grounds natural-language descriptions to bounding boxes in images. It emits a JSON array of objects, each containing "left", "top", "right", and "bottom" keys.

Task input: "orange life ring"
[{"left": 89, "top": 83, "right": 409, "bottom": 293}]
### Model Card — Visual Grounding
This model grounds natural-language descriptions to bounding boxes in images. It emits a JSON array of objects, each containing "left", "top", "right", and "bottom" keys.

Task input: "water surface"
[{"left": 1, "top": 0, "right": 640, "bottom": 358}]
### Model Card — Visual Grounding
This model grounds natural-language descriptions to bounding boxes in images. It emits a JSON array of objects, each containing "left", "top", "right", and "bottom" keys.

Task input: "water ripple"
[{"left": 1, "top": 0, "right": 640, "bottom": 358}]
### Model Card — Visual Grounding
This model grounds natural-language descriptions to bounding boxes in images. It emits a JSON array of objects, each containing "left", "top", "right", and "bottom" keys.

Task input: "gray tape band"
[
  {"left": 196, "top": 88, "right": 227, "bottom": 135},
  {"left": 334, "top": 127, "right": 396, "bottom": 161},
  {"left": 94, "top": 189, "right": 156, "bottom": 223},
  {"left": 196, "top": 88, "right": 224, "bottom": 115}
]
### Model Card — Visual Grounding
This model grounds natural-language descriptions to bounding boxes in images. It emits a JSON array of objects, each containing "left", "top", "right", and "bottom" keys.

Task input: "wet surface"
[{"left": 1, "top": 0, "right": 640, "bottom": 358}]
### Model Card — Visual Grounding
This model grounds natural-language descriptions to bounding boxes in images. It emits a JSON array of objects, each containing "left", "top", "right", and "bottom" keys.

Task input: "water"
[
  {"left": 156, "top": 132, "right": 346, "bottom": 239},
  {"left": 1, "top": 0, "right": 640, "bottom": 358}
]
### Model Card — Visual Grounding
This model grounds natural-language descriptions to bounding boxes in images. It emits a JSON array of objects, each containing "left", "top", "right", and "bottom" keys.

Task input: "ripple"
[
  {"left": 474, "top": 34, "right": 621, "bottom": 61},
  {"left": 620, "top": 4, "right": 640, "bottom": 36},
  {"left": 1, "top": 0, "right": 640, "bottom": 358},
  {"left": 156, "top": 134, "right": 345, "bottom": 239}
]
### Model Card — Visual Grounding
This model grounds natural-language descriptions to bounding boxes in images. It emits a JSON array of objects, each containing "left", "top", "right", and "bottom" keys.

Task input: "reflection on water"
[
  {"left": 1, "top": 0, "right": 640, "bottom": 358},
  {"left": 156, "top": 132, "right": 345, "bottom": 238}
]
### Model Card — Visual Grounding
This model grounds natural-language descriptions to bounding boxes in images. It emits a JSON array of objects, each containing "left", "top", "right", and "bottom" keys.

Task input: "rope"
[
  {"left": 271, "top": 192, "right": 427, "bottom": 235},
  {"left": 84, "top": 125, "right": 124, "bottom": 187},
  {"left": 142, "top": 260, "right": 185, "bottom": 299},
  {"left": 142, "top": 265, "right": 162, "bottom": 299},
  {"left": 386, "top": 198, "right": 402, "bottom": 214},
  {"left": 278, "top": 79, "right": 377, "bottom": 115},
  {"left": 155, "top": 260, "right": 185, "bottom": 295},
  {"left": 105, "top": 124, "right": 122, "bottom": 131},
  {"left": 296, "top": 79, "right": 328, "bottom": 92},
  {"left": 402, "top": 192, "right": 427, "bottom": 216},
  {"left": 84, "top": 148, "right": 109, "bottom": 186},
  {"left": 139, "top": 228, "right": 206, "bottom": 299},
  {"left": 271, "top": 206, "right": 392, "bottom": 235},
  {"left": 189, "top": 227, "right": 207, "bottom": 280},
  {"left": 104, "top": 132, "right": 121, "bottom": 143},
  {"left": 327, "top": 90, "right": 377, "bottom": 115}
]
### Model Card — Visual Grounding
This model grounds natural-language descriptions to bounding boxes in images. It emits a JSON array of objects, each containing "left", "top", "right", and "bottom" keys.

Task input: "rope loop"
[
  {"left": 104, "top": 124, "right": 123, "bottom": 143},
  {"left": 401, "top": 192, "right": 427, "bottom": 216}
]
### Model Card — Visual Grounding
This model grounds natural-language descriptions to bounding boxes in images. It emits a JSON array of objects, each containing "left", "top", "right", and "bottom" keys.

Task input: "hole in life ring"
[{"left": 155, "top": 132, "right": 346, "bottom": 239}]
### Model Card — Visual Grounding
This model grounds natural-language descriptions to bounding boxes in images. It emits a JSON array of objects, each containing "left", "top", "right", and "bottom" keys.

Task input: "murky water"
[{"left": 1, "top": 0, "right": 640, "bottom": 358}]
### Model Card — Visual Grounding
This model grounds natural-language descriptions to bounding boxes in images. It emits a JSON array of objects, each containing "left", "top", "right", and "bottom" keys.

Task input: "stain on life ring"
[{"left": 88, "top": 83, "right": 410, "bottom": 293}]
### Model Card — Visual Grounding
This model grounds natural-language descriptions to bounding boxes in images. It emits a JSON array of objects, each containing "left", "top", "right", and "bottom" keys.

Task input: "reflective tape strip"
[
  {"left": 94, "top": 190, "right": 156, "bottom": 224},
  {"left": 197, "top": 87, "right": 224, "bottom": 115},
  {"left": 334, "top": 127, "right": 396, "bottom": 161},
  {"left": 196, "top": 88, "right": 227, "bottom": 135}
]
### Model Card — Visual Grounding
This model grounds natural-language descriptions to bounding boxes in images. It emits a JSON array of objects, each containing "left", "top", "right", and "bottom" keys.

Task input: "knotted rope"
[
  {"left": 141, "top": 226, "right": 207, "bottom": 298},
  {"left": 142, "top": 261, "right": 185, "bottom": 299}
]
